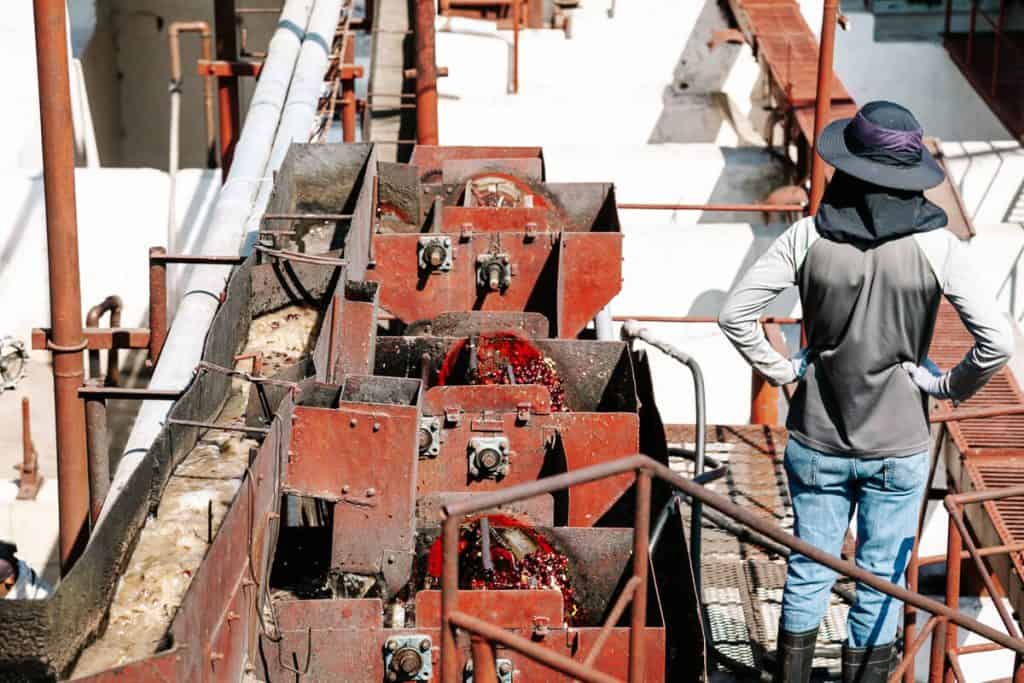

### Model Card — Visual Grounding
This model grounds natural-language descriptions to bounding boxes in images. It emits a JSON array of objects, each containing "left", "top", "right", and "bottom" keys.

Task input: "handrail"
[
  {"left": 439, "top": 455, "right": 1024, "bottom": 683},
  {"left": 620, "top": 321, "right": 708, "bottom": 588}
]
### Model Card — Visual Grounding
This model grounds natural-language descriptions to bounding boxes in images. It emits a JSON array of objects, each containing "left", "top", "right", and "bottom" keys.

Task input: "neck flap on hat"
[{"left": 814, "top": 171, "right": 948, "bottom": 247}]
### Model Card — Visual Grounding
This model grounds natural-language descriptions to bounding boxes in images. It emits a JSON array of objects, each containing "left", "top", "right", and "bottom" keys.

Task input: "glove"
[
  {"left": 902, "top": 358, "right": 952, "bottom": 400},
  {"left": 790, "top": 347, "right": 811, "bottom": 382}
]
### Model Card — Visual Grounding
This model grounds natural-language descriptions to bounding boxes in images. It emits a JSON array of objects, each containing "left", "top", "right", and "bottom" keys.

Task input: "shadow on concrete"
[
  {"left": 647, "top": 0, "right": 741, "bottom": 144},
  {"left": 0, "top": 177, "right": 43, "bottom": 279}
]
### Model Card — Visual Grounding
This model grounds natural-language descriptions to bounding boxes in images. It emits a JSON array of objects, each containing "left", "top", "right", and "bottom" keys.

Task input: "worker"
[
  {"left": 0, "top": 542, "right": 52, "bottom": 600},
  {"left": 719, "top": 101, "right": 1013, "bottom": 682}
]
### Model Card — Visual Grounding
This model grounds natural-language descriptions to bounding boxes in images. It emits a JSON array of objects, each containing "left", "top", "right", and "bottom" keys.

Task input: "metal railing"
[{"left": 438, "top": 454, "right": 1024, "bottom": 682}]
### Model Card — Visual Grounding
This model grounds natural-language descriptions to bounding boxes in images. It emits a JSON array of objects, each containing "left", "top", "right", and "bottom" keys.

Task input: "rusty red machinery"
[{"left": 364, "top": 146, "right": 623, "bottom": 339}]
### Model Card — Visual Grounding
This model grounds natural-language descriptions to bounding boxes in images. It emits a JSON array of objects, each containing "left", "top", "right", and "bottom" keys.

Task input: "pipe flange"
[
  {"left": 475, "top": 253, "right": 512, "bottom": 293},
  {"left": 383, "top": 635, "right": 432, "bottom": 682},
  {"left": 418, "top": 236, "right": 453, "bottom": 273},
  {"left": 418, "top": 417, "right": 441, "bottom": 458},
  {"left": 467, "top": 436, "right": 510, "bottom": 481}
]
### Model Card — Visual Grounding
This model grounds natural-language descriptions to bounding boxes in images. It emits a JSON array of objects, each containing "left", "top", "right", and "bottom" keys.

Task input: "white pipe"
[
  {"left": 595, "top": 305, "right": 614, "bottom": 341},
  {"left": 72, "top": 59, "right": 100, "bottom": 168},
  {"left": 97, "top": 0, "right": 319, "bottom": 525},
  {"left": 245, "top": 0, "right": 346, "bottom": 235},
  {"left": 167, "top": 83, "right": 181, "bottom": 281}
]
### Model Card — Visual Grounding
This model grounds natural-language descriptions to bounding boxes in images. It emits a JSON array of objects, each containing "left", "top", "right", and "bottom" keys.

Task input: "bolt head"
[
  {"left": 499, "top": 661, "right": 513, "bottom": 674},
  {"left": 477, "top": 448, "right": 502, "bottom": 471},
  {"left": 373, "top": 422, "right": 382, "bottom": 432},
  {"left": 365, "top": 488, "right": 377, "bottom": 497},
  {"left": 385, "top": 638, "right": 398, "bottom": 652},
  {"left": 342, "top": 484, "right": 350, "bottom": 494},
  {"left": 386, "top": 672, "right": 398, "bottom": 683},
  {"left": 350, "top": 418, "right": 358, "bottom": 428},
  {"left": 418, "top": 639, "right": 431, "bottom": 652}
]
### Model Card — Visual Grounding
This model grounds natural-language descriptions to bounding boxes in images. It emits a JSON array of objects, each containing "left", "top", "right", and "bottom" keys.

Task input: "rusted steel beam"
[
  {"left": 214, "top": 0, "right": 241, "bottom": 177},
  {"left": 890, "top": 616, "right": 941, "bottom": 683},
  {"left": 616, "top": 202, "right": 805, "bottom": 212},
  {"left": 630, "top": 470, "right": 651, "bottom": 683},
  {"left": 263, "top": 211, "right": 354, "bottom": 221},
  {"left": 32, "top": 327, "right": 150, "bottom": 352},
  {"left": 447, "top": 611, "right": 625, "bottom": 683},
  {"left": 17, "top": 398, "right": 44, "bottom": 501},
  {"left": 470, "top": 634, "right": 500, "bottom": 683},
  {"left": 149, "top": 246, "right": 168, "bottom": 365},
  {"left": 948, "top": 484, "right": 1024, "bottom": 505},
  {"left": 930, "top": 509, "right": 962, "bottom": 681},
  {"left": 196, "top": 58, "right": 263, "bottom": 78},
  {"left": 167, "top": 418, "right": 270, "bottom": 435},
  {"left": 77, "top": 386, "right": 184, "bottom": 401},
  {"left": 413, "top": 0, "right": 439, "bottom": 144},
  {"left": 809, "top": 0, "right": 840, "bottom": 214},
  {"left": 341, "top": 38, "right": 357, "bottom": 142},
  {"left": 86, "top": 295, "right": 123, "bottom": 387},
  {"left": 945, "top": 502, "right": 1022, "bottom": 638},
  {"left": 83, "top": 378, "right": 109, "bottom": 524},
  {"left": 442, "top": 514, "right": 460, "bottom": 683},
  {"left": 33, "top": 0, "right": 90, "bottom": 575},
  {"left": 149, "top": 253, "right": 246, "bottom": 265},
  {"left": 750, "top": 372, "right": 779, "bottom": 425}
]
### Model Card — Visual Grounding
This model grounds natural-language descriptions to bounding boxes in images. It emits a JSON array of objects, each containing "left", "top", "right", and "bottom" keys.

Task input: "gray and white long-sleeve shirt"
[{"left": 719, "top": 217, "right": 1014, "bottom": 458}]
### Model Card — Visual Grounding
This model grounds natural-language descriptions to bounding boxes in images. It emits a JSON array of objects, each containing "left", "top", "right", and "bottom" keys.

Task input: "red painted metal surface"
[
  {"left": 70, "top": 649, "right": 182, "bottom": 682},
  {"left": 418, "top": 385, "right": 639, "bottom": 525},
  {"left": 259, "top": 618, "right": 664, "bottom": 682},
  {"left": 442, "top": 206, "right": 553, "bottom": 233},
  {"left": 366, "top": 231, "right": 622, "bottom": 338},
  {"left": 287, "top": 403, "right": 419, "bottom": 576},
  {"left": 416, "top": 589, "right": 563, "bottom": 627}
]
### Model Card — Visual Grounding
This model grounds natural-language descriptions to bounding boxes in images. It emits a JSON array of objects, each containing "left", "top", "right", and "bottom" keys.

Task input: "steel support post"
[
  {"left": 413, "top": 0, "right": 439, "bottom": 144},
  {"left": 33, "top": 0, "right": 90, "bottom": 575},
  {"left": 931, "top": 514, "right": 962, "bottom": 682},
  {"left": 83, "top": 379, "right": 110, "bottom": 524},
  {"left": 149, "top": 247, "right": 169, "bottom": 365},
  {"left": 442, "top": 514, "right": 460, "bottom": 683},
  {"left": 341, "top": 38, "right": 357, "bottom": 142},
  {"left": 750, "top": 372, "right": 779, "bottom": 425},
  {"left": 808, "top": 0, "right": 839, "bottom": 214},
  {"left": 215, "top": 0, "right": 241, "bottom": 177},
  {"left": 629, "top": 469, "right": 651, "bottom": 683}
]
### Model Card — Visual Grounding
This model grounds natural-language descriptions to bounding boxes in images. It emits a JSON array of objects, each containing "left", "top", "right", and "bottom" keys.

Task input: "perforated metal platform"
[{"left": 667, "top": 425, "right": 850, "bottom": 680}]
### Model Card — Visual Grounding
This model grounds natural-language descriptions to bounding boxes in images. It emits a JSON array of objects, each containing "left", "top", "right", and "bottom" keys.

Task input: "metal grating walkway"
[{"left": 668, "top": 425, "right": 849, "bottom": 680}]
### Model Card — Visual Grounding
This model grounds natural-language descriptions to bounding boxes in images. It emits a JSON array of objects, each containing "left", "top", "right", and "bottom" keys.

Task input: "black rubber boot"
[
  {"left": 774, "top": 626, "right": 819, "bottom": 683},
  {"left": 842, "top": 642, "right": 894, "bottom": 683}
]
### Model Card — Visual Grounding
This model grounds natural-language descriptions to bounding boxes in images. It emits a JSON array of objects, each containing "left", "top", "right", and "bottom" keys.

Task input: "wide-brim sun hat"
[{"left": 816, "top": 100, "right": 945, "bottom": 191}]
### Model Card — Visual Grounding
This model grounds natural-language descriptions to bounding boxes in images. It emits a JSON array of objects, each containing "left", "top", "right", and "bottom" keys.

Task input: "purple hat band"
[{"left": 843, "top": 111, "right": 924, "bottom": 167}]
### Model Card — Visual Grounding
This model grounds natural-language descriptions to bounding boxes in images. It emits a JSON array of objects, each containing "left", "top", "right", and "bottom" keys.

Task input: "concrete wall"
[{"left": 798, "top": 1, "right": 1011, "bottom": 141}]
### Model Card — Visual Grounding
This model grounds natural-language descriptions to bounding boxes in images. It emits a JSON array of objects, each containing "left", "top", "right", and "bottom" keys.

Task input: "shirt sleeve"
[
  {"left": 940, "top": 237, "right": 1015, "bottom": 402},
  {"left": 718, "top": 220, "right": 811, "bottom": 386}
]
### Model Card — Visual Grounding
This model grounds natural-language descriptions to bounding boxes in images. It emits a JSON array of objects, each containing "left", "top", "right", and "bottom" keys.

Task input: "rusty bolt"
[
  {"left": 477, "top": 448, "right": 502, "bottom": 471},
  {"left": 350, "top": 418, "right": 358, "bottom": 428},
  {"left": 387, "top": 554, "right": 395, "bottom": 564},
  {"left": 373, "top": 422, "right": 381, "bottom": 432},
  {"left": 386, "top": 672, "right": 398, "bottom": 683},
  {"left": 418, "top": 639, "right": 431, "bottom": 653},
  {"left": 385, "top": 638, "right": 399, "bottom": 652},
  {"left": 365, "top": 488, "right": 377, "bottom": 497},
  {"left": 418, "top": 427, "right": 432, "bottom": 454},
  {"left": 393, "top": 648, "right": 423, "bottom": 674},
  {"left": 342, "top": 484, "right": 350, "bottom": 494},
  {"left": 498, "top": 661, "right": 513, "bottom": 674},
  {"left": 226, "top": 611, "right": 240, "bottom": 622}
]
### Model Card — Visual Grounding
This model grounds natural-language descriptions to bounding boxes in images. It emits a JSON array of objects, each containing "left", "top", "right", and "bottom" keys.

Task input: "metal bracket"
[
  {"left": 383, "top": 635, "right": 432, "bottom": 682},
  {"left": 418, "top": 416, "right": 441, "bottom": 458},
  {"left": 467, "top": 436, "right": 511, "bottom": 481},
  {"left": 418, "top": 236, "right": 453, "bottom": 273},
  {"left": 476, "top": 253, "right": 512, "bottom": 292},
  {"left": 463, "top": 658, "right": 513, "bottom": 683}
]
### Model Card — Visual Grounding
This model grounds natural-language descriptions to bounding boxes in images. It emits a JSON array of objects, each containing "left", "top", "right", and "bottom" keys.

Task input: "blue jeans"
[{"left": 781, "top": 438, "right": 928, "bottom": 647}]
